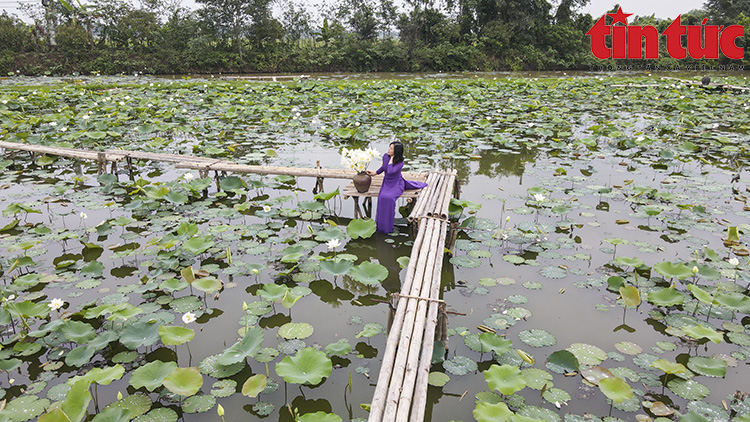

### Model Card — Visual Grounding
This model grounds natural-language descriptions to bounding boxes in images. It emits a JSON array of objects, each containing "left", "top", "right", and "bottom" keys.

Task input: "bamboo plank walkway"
[{"left": 368, "top": 170, "right": 457, "bottom": 422}]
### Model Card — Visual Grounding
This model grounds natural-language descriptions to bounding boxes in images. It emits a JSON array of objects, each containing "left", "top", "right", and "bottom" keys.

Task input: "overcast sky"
[
  {"left": 2, "top": 0, "right": 709, "bottom": 25},
  {"left": 582, "top": 0, "right": 707, "bottom": 19}
]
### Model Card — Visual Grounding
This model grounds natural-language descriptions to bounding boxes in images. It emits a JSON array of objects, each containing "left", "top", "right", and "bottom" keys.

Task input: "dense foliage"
[{"left": 0, "top": 0, "right": 747, "bottom": 75}]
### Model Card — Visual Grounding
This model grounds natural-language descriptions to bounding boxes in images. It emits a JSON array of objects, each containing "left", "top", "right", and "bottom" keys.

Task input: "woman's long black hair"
[{"left": 391, "top": 141, "right": 404, "bottom": 164}]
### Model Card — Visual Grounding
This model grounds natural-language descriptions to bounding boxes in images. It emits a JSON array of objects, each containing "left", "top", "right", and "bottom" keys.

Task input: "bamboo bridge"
[{"left": 0, "top": 140, "right": 458, "bottom": 421}]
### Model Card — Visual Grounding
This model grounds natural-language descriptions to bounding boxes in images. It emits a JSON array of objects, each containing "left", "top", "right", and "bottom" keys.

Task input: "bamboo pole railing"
[
  {"left": 369, "top": 169, "right": 457, "bottom": 422},
  {"left": 0, "top": 141, "right": 426, "bottom": 181}
]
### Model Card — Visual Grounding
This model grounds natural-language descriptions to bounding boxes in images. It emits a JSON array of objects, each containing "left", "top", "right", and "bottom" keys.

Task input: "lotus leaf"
[
  {"left": 518, "top": 329, "right": 557, "bottom": 347},
  {"left": 70, "top": 365, "right": 125, "bottom": 386},
  {"left": 192, "top": 277, "right": 222, "bottom": 294},
  {"left": 349, "top": 261, "right": 388, "bottom": 285},
  {"left": 3, "top": 395, "right": 51, "bottom": 422},
  {"left": 521, "top": 367, "right": 553, "bottom": 390},
  {"left": 688, "top": 284, "right": 717, "bottom": 305},
  {"left": 218, "top": 326, "right": 264, "bottom": 366},
  {"left": 258, "top": 283, "right": 289, "bottom": 302},
  {"left": 320, "top": 259, "right": 353, "bottom": 276},
  {"left": 275, "top": 347, "right": 332, "bottom": 385},
  {"left": 133, "top": 408, "right": 178, "bottom": 422},
  {"left": 210, "top": 379, "right": 237, "bottom": 398},
  {"left": 182, "top": 236, "right": 214, "bottom": 254},
  {"left": 102, "top": 394, "right": 151, "bottom": 419},
  {"left": 473, "top": 402, "right": 513, "bottom": 422},
  {"left": 346, "top": 219, "right": 376, "bottom": 239},
  {"left": 715, "top": 292, "right": 750, "bottom": 313},
  {"left": 158, "top": 326, "right": 195, "bottom": 346},
  {"left": 539, "top": 266, "right": 567, "bottom": 279},
  {"left": 567, "top": 343, "right": 607, "bottom": 367},
  {"left": 120, "top": 322, "right": 161, "bottom": 349},
  {"left": 450, "top": 255, "right": 482, "bottom": 268},
  {"left": 297, "top": 412, "right": 342, "bottom": 422},
  {"left": 130, "top": 360, "right": 178, "bottom": 391},
  {"left": 683, "top": 325, "right": 724, "bottom": 343},
  {"left": 668, "top": 378, "right": 710, "bottom": 400},
  {"left": 687, "top": 356, "right": 727, "bottom": 377},
  {"left": 355, "top": 323, "right": 383, "bottom": 338},
  {"left": 61, "top": 320, "right": 96, "bottom": 344},
  {"left": 546, "top": 350, "right": 579, "bottom": 374},
  {"left": 427, "top": 372, "right": 450, "bottom": 387},
  {"left": 181, "top": 394, "right": 216, "bottom": 413},
  {"left": 279, "top": 322, "right": 314, "bottom": 339},
  {"left": 325, "top": 339, "right": 352, "bottom": 357},
  {"left": 648, "top": 287, "right": 686, "bottom": 307},
  {"left": 241, "top": 374, "right": 267, "bottom": 398},
  {"left": 64, "top": 345, "right": 95, "bottom": 367},
  {"left": 163, "top": 367, "right": 203, "bottom": 397},
  {"left": 581, "top": 366, "right": 615, "bottom": 385},
  {"left": 199, "top": 354, "right": 245, "bottom": 378},
  {"left": 444, "top": 355, "right": 478, "bottom": 376},
  {"left": 543, "top": 387, "right": 571, "bottom": 406},
  {"left": 617, "top": 286, "right": 641, "bottom": 309},
  {"left": 653, "top": 262, "right": 693, "bottom": 280},
  {"left": 599, "top": 377, "right": 633, "bottom": 403},
  {"left": 252, "top": 401, "right": 274, "bottom": 416},
  {"left": 484, "top": 364, "right": 526, "bottom": 395}
]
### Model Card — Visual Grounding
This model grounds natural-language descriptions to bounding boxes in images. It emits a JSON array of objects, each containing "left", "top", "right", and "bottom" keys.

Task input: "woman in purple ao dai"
[{"left": 367, "top": 141, "right": 427, "bottom": 234}]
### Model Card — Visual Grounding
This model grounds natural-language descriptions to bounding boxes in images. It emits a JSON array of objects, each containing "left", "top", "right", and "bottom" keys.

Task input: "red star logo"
[{"left": 607, "top": 6, "right": 633, "bottom": 25}]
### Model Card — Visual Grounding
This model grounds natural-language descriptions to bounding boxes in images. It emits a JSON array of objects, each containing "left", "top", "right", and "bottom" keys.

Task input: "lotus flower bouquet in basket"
[{"left": 341, "top": 147, "right": 379, "bottom": 193}]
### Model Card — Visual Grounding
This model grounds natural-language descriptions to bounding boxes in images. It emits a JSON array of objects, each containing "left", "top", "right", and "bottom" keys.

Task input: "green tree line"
[{"left": 0, "top": 0, "right": 747, "bottom": 75}]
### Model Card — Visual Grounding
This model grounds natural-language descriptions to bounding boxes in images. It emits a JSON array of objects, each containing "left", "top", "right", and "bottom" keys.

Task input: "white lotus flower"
[
  {"left": 182, "top": 312, "right": 196, "bottom": 324},
  {"left": 80, "top": 212, "right": 88, "bottom": 219},
  {"left": 263, "top": 205, "right": 271, "bottom": 212},
  {"left": 729, "top": 257, "right": 739, "bottom": 266},
  {"left": 327, "top": 238, "right": 341, "bottom": 250},
  {"left": 533, "top": 194, "right": 545, "bottom": 201},
  {"left": 183, "top": 173, "right": 194, "bottom": 181},
  {"left": 48, "top": 298, "right": 64, "bottom": 311}
]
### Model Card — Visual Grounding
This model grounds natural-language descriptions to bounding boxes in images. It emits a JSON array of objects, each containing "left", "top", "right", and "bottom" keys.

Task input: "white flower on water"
[
  {"left": 1, "top": 100, "right": 7, "bottom": 104},
  {"left": 80, "top": 212, "right": 88, "bottom": 219},
  {"left": 533, "top": 193, "right": 545, "bottom": 201},
  {"left": 327, "top": 238, "right": 341, "bottom": 250},
  {"left": 48, "top": 298, "right": 64, "bottom": 311},
  {"left": 182, "top": 312, "right": 196, "bottom": 324},
  {"left": 60, "top": 127, "right": 67, "bottom": 132},
  {"left": 82, "top": 115, "right": 90, "bottom": 120},
  {"left": 729, "top": 257, "right": 739, "bottom": 266},
  {"left": 263, "top": 205, "right": 271, "bottom": 212},
  {"left": 49, "top": 121, "right": 57, "bottom": 126},
  {"left": 182, "top": 173, "right": 194, "bottom": 181}
]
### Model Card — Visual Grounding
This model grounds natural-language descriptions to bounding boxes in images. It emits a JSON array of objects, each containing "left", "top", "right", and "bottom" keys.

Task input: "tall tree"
[
  {"left": 704, "top": 0, "right": 750, "bottom": 24},
  {"left": 196, "top": 0, "right": 273, "bottom": 60}
]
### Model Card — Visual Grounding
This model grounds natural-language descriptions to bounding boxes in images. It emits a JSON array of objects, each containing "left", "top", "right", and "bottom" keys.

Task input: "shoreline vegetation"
[{"left": 0, "top": 0, "right": 748, "bottom": 76}]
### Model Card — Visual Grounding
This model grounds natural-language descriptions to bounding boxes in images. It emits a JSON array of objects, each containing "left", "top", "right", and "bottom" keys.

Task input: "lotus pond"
[{"left": 1, "top": 74, "right": 750, "bottom": 422}]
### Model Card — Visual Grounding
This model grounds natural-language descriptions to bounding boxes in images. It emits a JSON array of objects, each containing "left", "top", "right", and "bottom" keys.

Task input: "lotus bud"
[
  {"left": 692, "top": 266, "right": 699, "bottom": 275},
  {"left": 117, "top": 391, "right": 123, "bottom": 401},
  {"left": 217, "top": 404, "right": 225, "bottom": 417},
  {"left": 506, "top": 216, "right": 510, "bottom": 222},
  {"left": 243, "top": 301, "right": 248, "bottom": 311}
]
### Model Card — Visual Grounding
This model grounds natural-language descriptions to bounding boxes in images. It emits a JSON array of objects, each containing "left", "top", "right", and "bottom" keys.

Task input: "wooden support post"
[
  {"left": 353, "top": 197, "right": 362, "bottom": 219},
  {"left": 126, "top": 156, "right": 135, "bottom": 181},
  {"left": 97, "top": 152, "right": 106, "bottom": 175},
  {"left": 364, "top": 197, "right": 372, "bottom": 218},
  {"left": 454, "top": 178, "right": 462, "bottom": 199},
  {"left": 447, "top": 222, "right": 459, "bottom": 256},
  {"left": 214, "top": 171, "right": 221, "bottom": 191},
  {"left": 110, "top": 160, "right": 118, "bottom": 179},
  {"left": 28, "top": 151, "right": 36, "bottom": 165}
]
